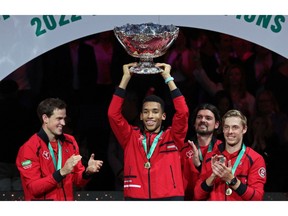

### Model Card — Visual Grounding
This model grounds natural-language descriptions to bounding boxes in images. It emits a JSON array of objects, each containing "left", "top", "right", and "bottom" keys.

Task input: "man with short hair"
[
  {"left": 194, "top": 109, "right": 266, "bottom": 201},
  {"left": 16, "top": 98, "right": 103, "bottom": 201},
  {"left": 108, "top": 62, "right": 189, "bottom": 200}
]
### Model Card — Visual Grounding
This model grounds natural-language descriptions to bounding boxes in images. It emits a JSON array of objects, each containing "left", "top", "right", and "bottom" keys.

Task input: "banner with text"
[{"left": 0, "top": 15, "right": 287, "bottom": 80}]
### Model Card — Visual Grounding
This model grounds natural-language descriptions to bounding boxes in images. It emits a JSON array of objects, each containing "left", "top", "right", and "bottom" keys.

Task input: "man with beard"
[
  {"left": 194, "top": 109, "right": 266, "bottom": 200},
  {"left": 180, "top": 103, "right": 222, "bottom": 200},
  {"left": 108, "top": 62, "right": 189, "bottom": 200}
]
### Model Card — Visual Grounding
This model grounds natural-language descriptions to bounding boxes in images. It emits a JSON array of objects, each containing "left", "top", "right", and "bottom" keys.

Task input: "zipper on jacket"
[
  {"left": 148, "top": 163, "right": 151, "bottom": 199},
  {"left": 148, "top": 133, "right": 152, "bottom": 199},
  {"left": 225, "top": 184, "right": 228, "bottom": 201},
  {"left": 61, "top": 180, "right": 67, "bottom": 200},
  {"left": 170, "top": 165, "right": 176, "bottom": 188}
]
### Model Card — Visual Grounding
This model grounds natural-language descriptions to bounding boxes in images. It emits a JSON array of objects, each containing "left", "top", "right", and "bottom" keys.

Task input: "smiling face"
[
  {"left": 140, "top": 101, "right": 166, "bottom": 133},
  {"left": 43, "top": 108, "right": 66, "bottom": 141},
  {"left": 222, "top": 116, "right": 247, "bottom": 147},
  {"left": 194, "top": 109, "right": 219, "bottom": 136}
]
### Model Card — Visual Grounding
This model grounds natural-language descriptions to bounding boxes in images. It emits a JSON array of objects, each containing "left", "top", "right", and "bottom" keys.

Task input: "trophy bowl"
[{"left": 114, "top": 23, "right": 179, "bottom": 74}]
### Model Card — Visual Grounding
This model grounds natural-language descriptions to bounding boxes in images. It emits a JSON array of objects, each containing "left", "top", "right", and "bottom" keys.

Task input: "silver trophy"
[{"left": 114, "top": 23, "right": 179, "bottom": 74}]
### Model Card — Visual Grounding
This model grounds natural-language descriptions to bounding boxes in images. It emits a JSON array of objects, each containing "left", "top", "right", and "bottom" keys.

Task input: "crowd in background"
[{"left": 1, "top": 26, "right": 288, "bottom": 193}]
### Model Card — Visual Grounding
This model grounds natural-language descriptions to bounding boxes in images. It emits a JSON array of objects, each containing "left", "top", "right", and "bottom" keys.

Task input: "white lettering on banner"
[{"left": 1, "top": 15, "right": 288, "bottom": 80}]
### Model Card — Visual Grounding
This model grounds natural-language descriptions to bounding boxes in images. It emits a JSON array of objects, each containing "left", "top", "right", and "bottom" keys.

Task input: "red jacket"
[
  {"left": 180, "top": 138, "right": 222, "bottom": 200},
  {"left": 108, "top": 87, "right": 189, "bottom": 200},
  {"left": 194, "top": 142, "right": 267, "bottom": 201},
  {"left": 16, "top": 129, "right": 91, "bottom": 201}
]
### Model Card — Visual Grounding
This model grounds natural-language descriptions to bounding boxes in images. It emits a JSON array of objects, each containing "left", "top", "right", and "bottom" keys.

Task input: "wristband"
[{"left": 165, "top": 77, "right": 174, "bottom": 84}]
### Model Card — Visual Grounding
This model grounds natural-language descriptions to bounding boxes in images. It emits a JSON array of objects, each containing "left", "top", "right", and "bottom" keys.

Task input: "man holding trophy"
[
  {"left": 108, "top": 21, "right": 189, "bottom": 200},
  {"left": 108, "top": 61, "right": 189, "bottom": 200}
]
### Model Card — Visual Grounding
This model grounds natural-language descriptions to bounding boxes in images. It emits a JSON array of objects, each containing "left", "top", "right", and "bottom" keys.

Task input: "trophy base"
[{"left": 129, "top": 61, "right": 163, "bottom": 74}]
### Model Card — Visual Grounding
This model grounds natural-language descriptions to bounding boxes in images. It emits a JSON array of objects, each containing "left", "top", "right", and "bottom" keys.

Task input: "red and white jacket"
[
  {"left": 194, "top": 142, "right": 267, "bottom": 201},
  {"left": 108, "top": 87, "right": 189, "bottom": 200},
  {"left": 180, "top": 138, "right": 222, "bottom": 200},
  {"left": 16, "top": 128, "right": 91, "bottom": 201}
]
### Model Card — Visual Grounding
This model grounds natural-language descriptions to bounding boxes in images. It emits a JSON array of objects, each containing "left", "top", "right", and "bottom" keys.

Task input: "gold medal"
[
  {"left": 144, "top": 162, "right": 151, "bottom": 169},
  {"left": 226, "top": 188, "right": 232, "bottom": 196}
]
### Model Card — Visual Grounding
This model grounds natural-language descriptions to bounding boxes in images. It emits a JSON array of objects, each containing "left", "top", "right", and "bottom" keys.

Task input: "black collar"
[{"left": 37, "top": 127, "right": 65, "bottom": 146}]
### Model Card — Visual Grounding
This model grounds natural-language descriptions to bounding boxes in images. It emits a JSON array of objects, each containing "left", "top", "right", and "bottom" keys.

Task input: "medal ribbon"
[
  {"left": 226, "top": 143, "right": 246, "bottom": 185},
  {"left": 231, "top": 144, "right": 246, "bottom": 175},
  {"left": 197, "top": 141, "right": 213, "bottom": 161},
  {"left": 48, "top": 140, "right": 62, "bottom": 171},
  {"left": 142, "top": 131, "right": 163, "bottom": 160}
]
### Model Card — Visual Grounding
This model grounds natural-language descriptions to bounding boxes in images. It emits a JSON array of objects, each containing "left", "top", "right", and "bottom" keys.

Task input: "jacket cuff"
[
  {"left": 53, "top": 170, "right": 65, "bottom": 182},
  {"left": 234, "top": 181, "right": 247, "bottom": 195},
  {"left": 82, "top": 170, "right": 93, "bottom": 180},
  {"left": 195, "top": 163, "right": 202, "bottom": 172},
  {"left": 171, "top": 88, "right": 182, "bottom": 99},
  {"left": 115, "top": 87, "right": 126, "bottom": 98},
  {"left": 201, "top": 180, "right": 213, "bottom": 192}
]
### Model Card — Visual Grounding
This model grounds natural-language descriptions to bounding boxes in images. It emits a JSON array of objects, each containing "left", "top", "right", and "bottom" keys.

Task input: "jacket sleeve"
[
  {"left": 170, "top": 89, "right": 189, "bottom": 150},
  {"left": 107, "top": 87, "right": 134, "bottom": 149},
  {"left": 16, "top": 141, "right": 62, "bottom": 198},
  {"left": 235, "top": 151, "right": 267, "bottom": 201},
  {"left": 193, "top": 158, "right": 213, "bottom": 200}
]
